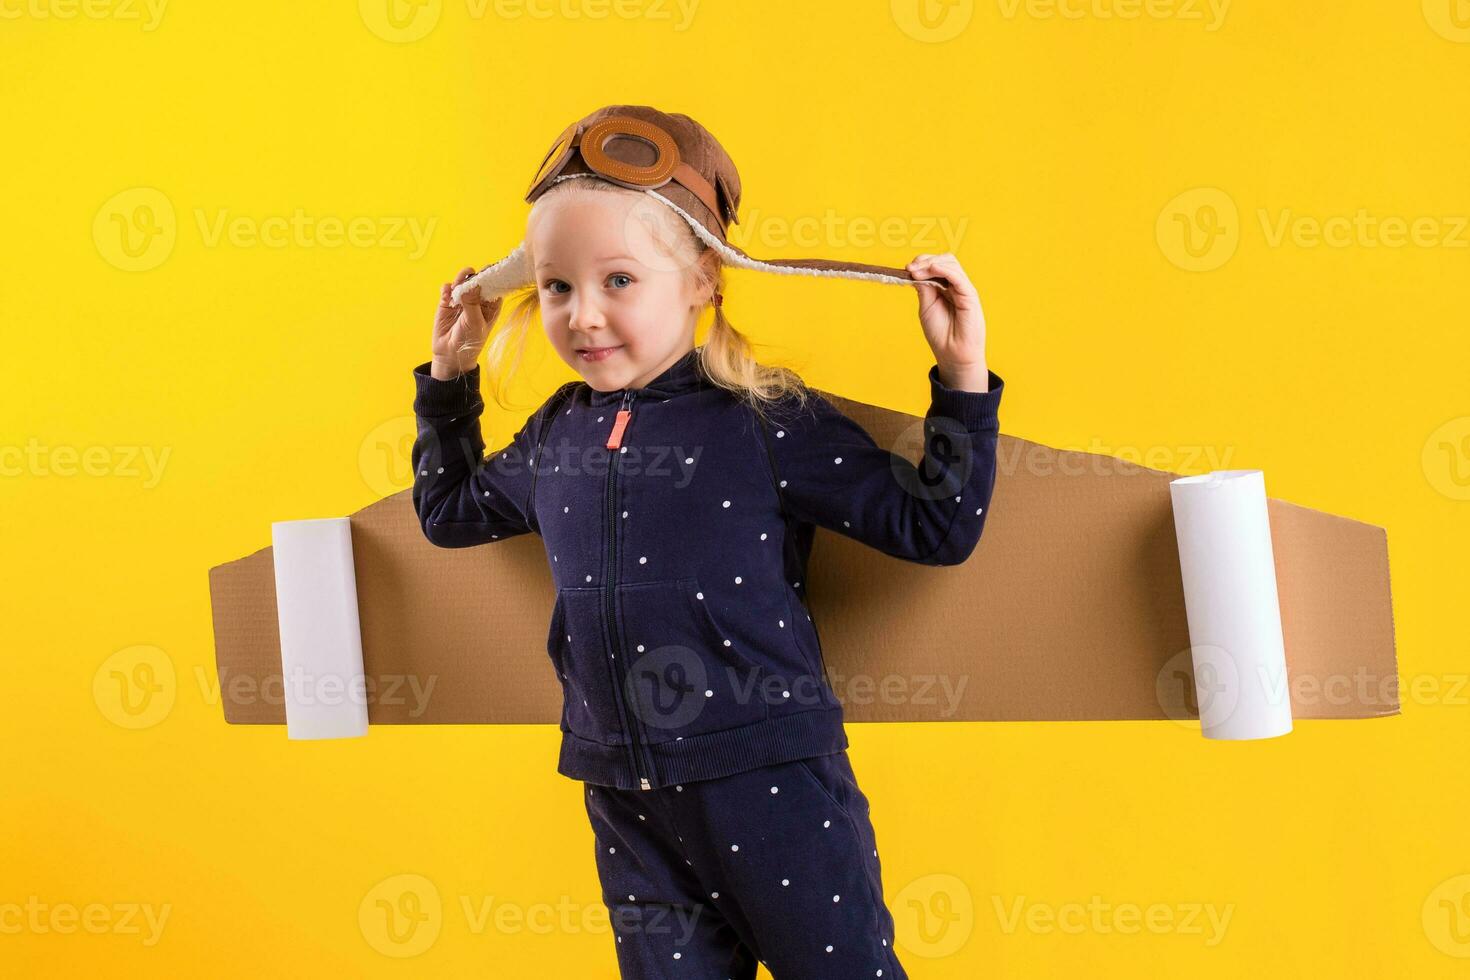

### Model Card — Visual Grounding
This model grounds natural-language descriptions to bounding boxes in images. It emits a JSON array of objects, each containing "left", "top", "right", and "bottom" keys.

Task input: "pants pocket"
[
  {"left": 793, "top": 752, "right": 893, "bottom": 938},
  {"left": 794, "top": 752, "right": 853, "bottom": 813}
]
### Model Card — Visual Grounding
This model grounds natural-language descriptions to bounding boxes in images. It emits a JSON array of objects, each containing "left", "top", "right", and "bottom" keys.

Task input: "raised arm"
[
  {"left": 762, "top": 365, "right": 1004, "bottom": 565},
  {"left": 410, "top": 361, "right": 565, "bottom": 548}
]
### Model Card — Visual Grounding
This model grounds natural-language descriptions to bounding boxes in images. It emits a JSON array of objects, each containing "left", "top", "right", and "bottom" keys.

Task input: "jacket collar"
[{"left": 585, "top": 346, "right": 707, "bottom": 405}]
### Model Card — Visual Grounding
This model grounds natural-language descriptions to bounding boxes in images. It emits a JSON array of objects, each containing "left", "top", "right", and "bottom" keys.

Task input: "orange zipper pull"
[
  {"left": 606, "top": 409, "right": 631, "bottom": 449},
  {"left": 606, "top": 391, "right": 634, "bottom": 449}
]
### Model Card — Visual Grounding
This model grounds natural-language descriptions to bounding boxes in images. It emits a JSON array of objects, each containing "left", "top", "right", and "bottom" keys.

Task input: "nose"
[{"left": 568, "top": 291, "right": 607, "bottom": 334}]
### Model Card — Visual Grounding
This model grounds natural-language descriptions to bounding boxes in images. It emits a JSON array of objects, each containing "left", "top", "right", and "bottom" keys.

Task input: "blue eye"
[{"left": 545, "top": 276, "right": 630, "bottom": 294}]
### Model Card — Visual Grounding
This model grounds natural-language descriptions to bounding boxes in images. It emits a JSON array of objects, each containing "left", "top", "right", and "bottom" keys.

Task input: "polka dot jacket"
[{"left": 411, "top": 347, "right": 1005, "bottom": 791}]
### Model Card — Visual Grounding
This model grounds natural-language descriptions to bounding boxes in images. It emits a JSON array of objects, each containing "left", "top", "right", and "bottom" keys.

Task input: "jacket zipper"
[{"left": 603, "top": 389, "right": 652, "bottom": 790}]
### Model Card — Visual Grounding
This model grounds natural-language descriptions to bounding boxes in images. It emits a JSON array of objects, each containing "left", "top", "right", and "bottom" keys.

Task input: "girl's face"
[{"left": 528, "top": 188, "right": 712, "bottom": 392}]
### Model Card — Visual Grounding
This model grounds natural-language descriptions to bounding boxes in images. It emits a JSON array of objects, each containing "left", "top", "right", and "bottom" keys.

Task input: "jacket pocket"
[
  {"left": 616, "top": 577, "right": 770, "bottom": 742},
  {"left": 544, "top": 590, "right": 570, "bottom": 683},
  {"left": 551, "top": 587, "right": 627, "bottom": 745}
]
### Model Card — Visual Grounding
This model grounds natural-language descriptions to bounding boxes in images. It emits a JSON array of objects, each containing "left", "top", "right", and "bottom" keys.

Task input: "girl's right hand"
[{"left": 430, "top": 266, "right": 503, "bottom": 380}]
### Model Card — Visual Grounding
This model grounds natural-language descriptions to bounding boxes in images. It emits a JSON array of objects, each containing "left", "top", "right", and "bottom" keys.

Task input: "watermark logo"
[
  {"left": 93, "top": 645, "right": 176, "bottom": 729},
  {"left": 361, "top": 0, "right": 698, "bottom": 40},
  {"left": 1160, "top": 187, "right": 1469, "bottom": 270},
  {"left": 359, "top": 0, "right": 442, "bottom": 42},
  {"left": 93, "top": 188, "right": 176, "bottom": 272},
  {"left": 891, "top": 0, "right": 975, "bottom": 42},
  {"left": 1423, "top": 0, "right": 1470, "bottom": 42},
  {"left": 993, "top": 437, "right": 1236, "bottom": 479},
  {"left": 1258, "top": 207, "right": 1469, "bottom": 249},
  {"left": 893, "top": 873, "right": 974, "bottom": 957},
  {"left": 359, "top": 874, "right": 443, "bottom": 957},
  {"left": 1154, "top": 644, "right": 1236, "bottom": 731},
  {"left": 1423, "top": 874, "right": 1470, "bottom": 957},
  {"left": 0, "top": 897, "right": 171, "bottom": 945},
  {"left": 624, "top": 644, "right": 715, "bottom": 731},
  {"left": 995, "top": 0, "right": 1229, "bottom": 30},
  {"left": 824, "top": 670, "right": 971, "bottom": 716},
  {"left": 93, "top": 187, "right": 437, "bottom": 271},
  {"left": 0, "top": 0, "right": 168, "bottom": 30},
  {"left": 1156, "top": 187, "right": 1238, "bottom": 272},
  {"left": 0, "top": 438, "right": 172, "bottom": 487},
  {"left": 891, "top": 415, "right": 975, "bottom": 502},
  {"left": 993, "top": 893, "right": 1234, "bottom": 945},
  {"left": 727, "top": 208, "right": 969, "bottom": 256},
  {"left": 1153, "top": 644, "right": 1294, "bottom": 733},
  {"left": 361, "top": 415, "right": 421, "bottom": 499},
  {"left": 205, "top": 667, "right": 438, "bottom": 718},
  {"left": 621, "top": 192, "right": 702, "bottom": 277},
  {"left": 193, "top": 207, "right": 435, "bottom": 257},
  {"left": 1422, "top": 416, "right": 1470, "bottom": 500}
]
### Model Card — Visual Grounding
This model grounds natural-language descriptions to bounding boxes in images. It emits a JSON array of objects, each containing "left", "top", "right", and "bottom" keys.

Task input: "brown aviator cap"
[{"left": 451, "top": 104, "right": 949, "bottom": 307}]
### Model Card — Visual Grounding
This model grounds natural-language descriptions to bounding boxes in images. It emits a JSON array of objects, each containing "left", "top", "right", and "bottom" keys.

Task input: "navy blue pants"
[{"left": 582, "top": 749, "right": 908, "bottom": 979}]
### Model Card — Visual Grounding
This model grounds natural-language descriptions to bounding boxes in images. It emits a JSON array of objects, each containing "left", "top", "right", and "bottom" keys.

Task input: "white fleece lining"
[
  {"left": 642, "top": 186, "right": 947, "bottom": 291},
  {"left": 449, "top": 241, "right": 532, "bottom": 307},
  {"left": 449, "top": 172, "right": 945, "bottom": 307}
]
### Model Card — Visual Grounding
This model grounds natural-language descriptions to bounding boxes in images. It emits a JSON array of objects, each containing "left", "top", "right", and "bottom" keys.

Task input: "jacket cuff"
[
  {"left": 413, "top": 360, "right": 482, "bottom": 416},
  {"left": 928, "top": 364, "right": 1004, "bottom": 431}
]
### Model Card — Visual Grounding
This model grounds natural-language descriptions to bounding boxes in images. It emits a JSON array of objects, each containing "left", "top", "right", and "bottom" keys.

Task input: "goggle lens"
[{"left": 525, "top": 115, "right": 681, "bottom": 200}]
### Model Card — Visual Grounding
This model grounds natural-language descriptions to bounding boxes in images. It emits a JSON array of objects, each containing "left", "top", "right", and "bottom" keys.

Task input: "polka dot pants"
[{"left": 583, "top": 750, "right": 907, "bottom": 979}]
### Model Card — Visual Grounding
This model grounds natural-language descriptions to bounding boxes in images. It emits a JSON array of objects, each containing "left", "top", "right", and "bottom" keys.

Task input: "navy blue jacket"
[{"left": 411, "top": 347, "right": 1005, "bottom": 791}]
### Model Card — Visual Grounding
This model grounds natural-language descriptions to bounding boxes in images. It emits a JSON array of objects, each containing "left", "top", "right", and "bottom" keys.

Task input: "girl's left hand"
[{"left": 907, "top": 253, "right": 989, "bottom": 388}]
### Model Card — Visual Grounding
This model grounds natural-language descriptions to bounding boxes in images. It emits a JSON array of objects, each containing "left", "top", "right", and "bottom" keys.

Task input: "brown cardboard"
[{"left": 208, "top": 390, "right": 1399, "bottom": 725}]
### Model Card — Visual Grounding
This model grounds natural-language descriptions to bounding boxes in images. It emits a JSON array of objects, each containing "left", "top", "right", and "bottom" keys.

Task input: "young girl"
[{"left": 412, "top": 105, "right": 1003, "bottom": 979}]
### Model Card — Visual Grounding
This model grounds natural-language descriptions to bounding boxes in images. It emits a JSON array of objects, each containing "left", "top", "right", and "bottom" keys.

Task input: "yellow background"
[{"left": 3, "top": 0, "right": 1467, "bottom": 975}]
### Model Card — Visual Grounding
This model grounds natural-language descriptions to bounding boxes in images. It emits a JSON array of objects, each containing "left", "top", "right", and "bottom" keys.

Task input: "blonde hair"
[{"left": 477, "top": 178, "right": 812, "bottom": 424}]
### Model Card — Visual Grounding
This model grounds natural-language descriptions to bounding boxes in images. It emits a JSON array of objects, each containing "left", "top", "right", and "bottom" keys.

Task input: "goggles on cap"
[{"left": 526, "top": 116, "right": 733, "bottom": 232}]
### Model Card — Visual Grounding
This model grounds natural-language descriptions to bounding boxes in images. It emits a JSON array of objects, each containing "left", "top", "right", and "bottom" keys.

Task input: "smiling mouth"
[{"left": 576, "top": 345, "right": 623, "bottom": 362}]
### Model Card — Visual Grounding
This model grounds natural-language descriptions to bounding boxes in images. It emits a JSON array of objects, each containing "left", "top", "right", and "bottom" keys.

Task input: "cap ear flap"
[
  {"left": 450, "top": 243, "right": 534, "bottom": 307},
  {"left": 715, "top": 173, "right": 739, "bottom": 227}
]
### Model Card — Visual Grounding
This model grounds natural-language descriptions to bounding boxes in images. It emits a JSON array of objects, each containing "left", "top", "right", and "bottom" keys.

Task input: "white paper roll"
[
  {"left": 1168, "top": 470, "right": 1293, "bottom": 740},
  {"left": 271, "top": 518, "right": 369, "bottom": 740}
]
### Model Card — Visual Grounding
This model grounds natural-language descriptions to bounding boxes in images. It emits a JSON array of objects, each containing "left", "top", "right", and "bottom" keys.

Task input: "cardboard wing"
[{"left": 208, "top": 390, "right": 1399, "bottom": 725}]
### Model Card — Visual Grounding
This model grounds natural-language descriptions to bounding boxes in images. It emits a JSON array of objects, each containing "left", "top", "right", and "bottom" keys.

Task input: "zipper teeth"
[{"left": 605, "top": 389, "right": 648, "bottom": 789}]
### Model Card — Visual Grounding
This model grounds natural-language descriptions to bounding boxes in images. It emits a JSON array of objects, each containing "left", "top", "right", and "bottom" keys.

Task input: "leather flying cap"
[{"left": 450, "top": 104, "right": 950, "bottom": 307}]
